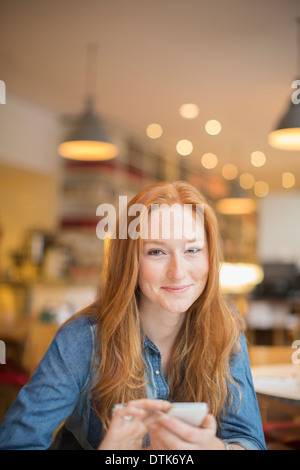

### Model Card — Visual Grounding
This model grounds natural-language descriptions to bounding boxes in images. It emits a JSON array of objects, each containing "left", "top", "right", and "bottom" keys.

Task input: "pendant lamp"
[
  {"left": 216, "top": 196, "right": 256, "bottom": 215},
  {"left": 216, "top": 183, "right": 256, "bottom": 215},
  {"left": 58, "top": 44, "right": 118, "bottom": 161},
  {"left": 268, "top": 18, "right": 300, "bottom": 151}
]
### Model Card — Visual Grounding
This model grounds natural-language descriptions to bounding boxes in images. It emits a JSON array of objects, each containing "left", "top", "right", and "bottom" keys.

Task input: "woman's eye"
[
  {"left": 186, "top": 247, "right": 201, "bottom": 254},
  {"left": 147, "top": 249, "right": 164, "bottom": 256}
]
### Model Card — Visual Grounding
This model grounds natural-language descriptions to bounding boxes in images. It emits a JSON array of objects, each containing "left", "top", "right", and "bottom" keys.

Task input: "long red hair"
[{"left": 83, "top": 181, "right": 245, "bottom": 430}]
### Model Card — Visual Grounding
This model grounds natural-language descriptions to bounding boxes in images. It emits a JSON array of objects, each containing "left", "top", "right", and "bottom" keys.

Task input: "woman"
[{"left": 0, "top": 181, "right": 266, "bottom": 450}]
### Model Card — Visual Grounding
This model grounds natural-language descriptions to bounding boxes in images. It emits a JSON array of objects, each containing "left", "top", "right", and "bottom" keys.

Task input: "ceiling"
[{"left": 1, "top": 0, "right": 300, "bottom": 192}]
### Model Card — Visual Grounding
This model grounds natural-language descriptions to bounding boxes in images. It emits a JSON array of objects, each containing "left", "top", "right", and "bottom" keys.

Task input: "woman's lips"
[{"left": 161, "top": 285, "right": 191, "bottom": 293}]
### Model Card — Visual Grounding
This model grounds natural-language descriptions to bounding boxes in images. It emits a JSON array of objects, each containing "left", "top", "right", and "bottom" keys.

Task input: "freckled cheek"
[
  {"left": 191, "top": 260, "right": 209, "bottom": 283},
  {"left": 138, "top": 262, "right": 163, "bottom": 290}
]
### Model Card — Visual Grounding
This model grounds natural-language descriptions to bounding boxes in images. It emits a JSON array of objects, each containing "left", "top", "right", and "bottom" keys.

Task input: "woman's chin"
[{"left": 161, "top": 301, "right": 193, "bottom": 315}]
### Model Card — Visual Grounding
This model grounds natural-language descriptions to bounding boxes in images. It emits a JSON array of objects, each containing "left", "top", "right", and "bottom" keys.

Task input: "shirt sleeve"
[
  {"left": 218, "top": 334, "right": 267, "bottom": 450},
  {"left": 0, "top": 316, "right": 93, "bottom": 450}
]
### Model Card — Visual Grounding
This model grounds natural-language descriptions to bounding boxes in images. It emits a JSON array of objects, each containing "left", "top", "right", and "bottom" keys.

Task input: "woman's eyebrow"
[{"left": 143, "top": 238, "right": 204, "bottom": 245}]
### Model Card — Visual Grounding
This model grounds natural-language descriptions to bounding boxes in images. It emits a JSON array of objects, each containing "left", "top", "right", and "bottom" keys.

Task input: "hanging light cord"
[
  {"left": 85, "top": 42, "right": 99, "bottom": 101},
  {"left": 296, "top": 18, "right": 300, "bottom": 78}
]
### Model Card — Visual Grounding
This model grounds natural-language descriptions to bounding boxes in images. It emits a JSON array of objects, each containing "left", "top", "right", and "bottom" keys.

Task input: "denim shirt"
[{"left": 0, "top": 314, "right": 266, "bottom": 450}]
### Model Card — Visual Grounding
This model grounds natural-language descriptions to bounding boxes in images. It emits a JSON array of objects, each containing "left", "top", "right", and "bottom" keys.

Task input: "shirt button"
[{"left": 155, "top": 370, "right": 160, "bottom": 375}]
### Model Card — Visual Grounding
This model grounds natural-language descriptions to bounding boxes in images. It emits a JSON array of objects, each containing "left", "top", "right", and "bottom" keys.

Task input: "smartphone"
[{"left": 167, "top": 402, "right": 209, "bottom": 427}]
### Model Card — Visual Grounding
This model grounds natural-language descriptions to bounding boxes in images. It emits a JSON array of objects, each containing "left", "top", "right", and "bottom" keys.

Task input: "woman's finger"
[
  {"left": 125, "top": 399, "right": 172, "bottom": 412},
  {"left": 200, "top": 414, "right": 217, "bottom": 433},
  {"left": 143, "top": 410, "right": 165, "bottom": 428},
  {"left": 111, "top": 400, "right": 172, "bottom": 423},
  {"left": 152, "top": 412, "right": 202, "bottom": 443},
  {"left": 149, "top": 412, "right": 218, "bottom": 448},
  {"left": 112, "top": 404, "right": 146, "bottom": 423},
  {"left": 149, "top": 421, "right": 195, "bottom": 450}
]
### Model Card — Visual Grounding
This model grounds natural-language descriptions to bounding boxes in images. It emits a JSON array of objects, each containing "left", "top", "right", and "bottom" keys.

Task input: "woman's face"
[{"left": 138, "top": 204, "right": 209, "bottom": 316}]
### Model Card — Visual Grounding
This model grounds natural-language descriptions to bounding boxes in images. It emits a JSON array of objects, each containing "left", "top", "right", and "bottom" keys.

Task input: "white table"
[
  {"left": 251, "top": 363, "right": 300, "bottom": 404},
  {"left": 251, "top": 363, "right": 300, "bottom": 418}
]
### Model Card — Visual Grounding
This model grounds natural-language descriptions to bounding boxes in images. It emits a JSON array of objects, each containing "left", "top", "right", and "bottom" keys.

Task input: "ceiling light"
[
  {"left": 179, "top": 103, "right": 199, "bottom": 119},
  {"left": 268, "top": 18, "right": 300, "bottom": 150},
  {"left": 58, "top": 44, "right": 118, "bottom": 161},
  {"left": 251, "top": 151, "right": 266, "bottom": 167},
  {"left": 176, "top": 139, "right": 193, "bottom": 156},
  {"left": 205, "top": 120, "right": 222, "bottom": 135},
  {"left": 201, "top": 152, "right": 218, "bottom": 169},
  {"left": 217, "top": 197, "right": 257, "bottom": 215},
  {"left": 146, "top": 123, "right": 163, "bottom": 139},
  {"left": 216, "top": 183, "right": 256, "bottom": 214},
  {"left": 222, "top": 164, "right": 238, "bottom": 180},
  {"left": 240, "top": 173, "right": 255, "bottom": 190},
  {"left": 282, "top": 171, "right": 296, "bottom": 188},
  {"left": 220, "top": 262, "right": 264, "bottom": 294},
  {"left": 58, "top": 98, "right": 118, "bottom": 160},
  {"left": 254, "top": 181, "right": 269, "bottom": 197},
  {"left": 269, "top": 124, "right": 300, "bottom": 150}
]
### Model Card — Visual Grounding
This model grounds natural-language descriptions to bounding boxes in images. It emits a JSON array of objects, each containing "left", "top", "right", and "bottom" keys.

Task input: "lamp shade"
[
  {"left": 268, "top": 90, "right": 300, "bottom": 151},
  {"left": 216, "top": 182, "right": 257, "bottom": 215},
  {"left": 216, "top": 197, "right": 256, "bottom": 215},
  {"left": 58, "top": 97, "right": 118, "bottom": 160}
]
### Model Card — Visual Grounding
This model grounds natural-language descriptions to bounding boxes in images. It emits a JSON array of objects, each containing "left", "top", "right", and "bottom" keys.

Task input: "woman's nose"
[{"left": 166, "top": 254, "right": 185, "bottom": 280}]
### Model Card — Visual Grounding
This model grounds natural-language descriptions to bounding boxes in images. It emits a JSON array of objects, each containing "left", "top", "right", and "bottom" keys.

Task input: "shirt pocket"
[{"left": 87, "top": 404, "right": 104, "bottom": 449}]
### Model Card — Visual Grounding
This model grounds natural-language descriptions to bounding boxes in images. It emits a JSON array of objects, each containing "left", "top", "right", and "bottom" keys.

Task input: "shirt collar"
[{"left": 143, "top": 335, "right": 160, "bottom": 353}]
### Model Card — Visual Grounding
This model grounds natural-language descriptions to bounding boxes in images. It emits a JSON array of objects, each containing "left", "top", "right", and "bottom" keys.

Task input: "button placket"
[{"left": 151, "top": 351, "right": 169, "bottom": 400}]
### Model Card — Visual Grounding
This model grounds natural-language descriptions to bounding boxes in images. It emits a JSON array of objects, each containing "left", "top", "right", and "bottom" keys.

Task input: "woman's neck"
[{"left": 140, "top": 302, "right": 186, "bottom": 356}]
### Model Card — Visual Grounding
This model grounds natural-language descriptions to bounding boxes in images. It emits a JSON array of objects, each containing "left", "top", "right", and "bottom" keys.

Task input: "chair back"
[
  {"left": 248, "top": 345, "right": 293, "bottom": 366},
  {"left": 22, "top": 321, "right": 58, "bottom": 377}
]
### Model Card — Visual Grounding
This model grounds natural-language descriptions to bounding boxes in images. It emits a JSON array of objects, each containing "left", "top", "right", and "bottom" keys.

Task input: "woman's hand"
[
  {"left": 148, "top": 412, "right": 226, "bottom": 450},
  {"left": 98, "top": 399, "right": 172, "bottom": 450}
]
